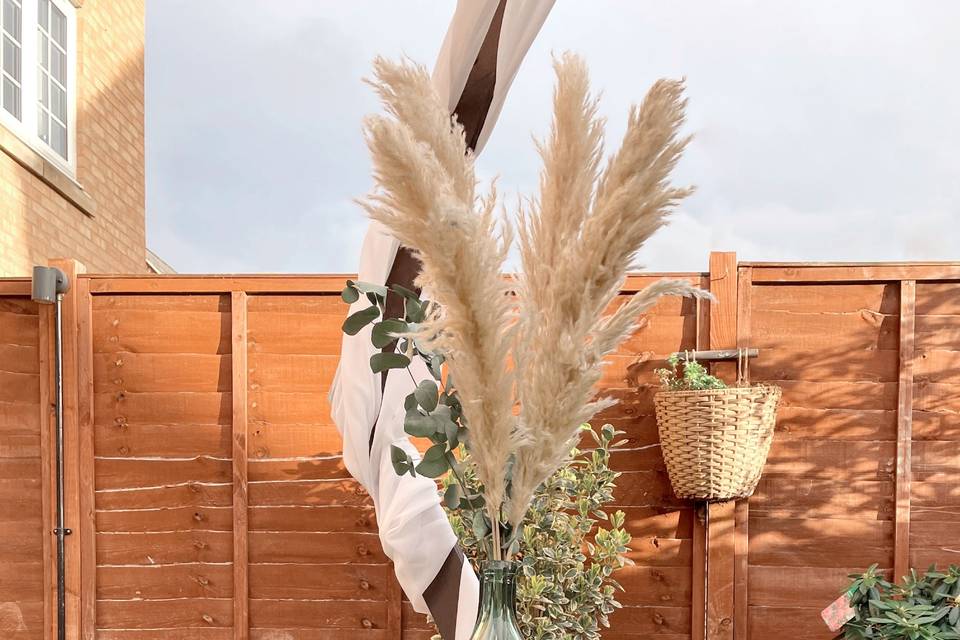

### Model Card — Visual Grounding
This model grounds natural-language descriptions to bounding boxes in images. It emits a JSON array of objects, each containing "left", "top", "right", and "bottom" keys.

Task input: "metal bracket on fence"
[{"left": 668, "top": 348, "right": 759, "bottom": 362}]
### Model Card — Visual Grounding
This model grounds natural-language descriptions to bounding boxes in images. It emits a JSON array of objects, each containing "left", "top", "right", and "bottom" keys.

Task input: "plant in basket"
[
  {"left": 655, "top": 353, "right": 726, "bottom": 391},
  {"left": 653, "top": 351, "right": 781, "bottom": 502},
  {"left": 346, "top": 52, "right": 710, "bottom": 639}
]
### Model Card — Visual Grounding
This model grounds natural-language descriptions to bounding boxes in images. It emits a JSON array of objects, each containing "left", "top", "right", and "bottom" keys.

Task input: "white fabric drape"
[
  {"left": 330, "top": 2, "right": 554, "bottom": 637},
  {"left": 433, "top": 0, "right": 556, "bottom": 153}
]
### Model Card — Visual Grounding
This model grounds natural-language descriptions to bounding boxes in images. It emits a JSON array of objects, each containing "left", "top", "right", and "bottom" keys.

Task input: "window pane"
[
  {"left": 39, "top": 33, "right": 48, "bottom": 69},
  {"left": 38, "top": 106, "right": 48, "bottom": 142},
  {"left": 51, "top": 4, "right": 65, "bottom": 47},
  {"left": 51, "top": 83, "right": 64, "bottom": 120},
  {"left": 38, "top": 0, "right": 48, "bottom": 30},
  {"left": 51, "top": 48, "right": 64, "bottom": 84},
  {"left": 51, "top": 119, "right": 66, "bottom": 156},
  {"left": 3, "top": 0, "right": 20, "bottom": 42},
  {"left": 2, "top": 75, "right": 18, "bottom": 118},
  {"left": 3, "top": 35, "right": 18, "bottom": 81},
  {"left": 38, "top": 69, "right": 48, "bottom": 106}
]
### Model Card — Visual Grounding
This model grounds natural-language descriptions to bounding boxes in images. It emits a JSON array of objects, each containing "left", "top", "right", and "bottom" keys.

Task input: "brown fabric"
[
  {"left": 454, "top": 0, "right": 507, "bottom": 152},
  {"left": 423, "top": 546, "right": 468, "bottom": 640},
  {"left": 382, "top": 246, "right": 422, "bottom": 329}
]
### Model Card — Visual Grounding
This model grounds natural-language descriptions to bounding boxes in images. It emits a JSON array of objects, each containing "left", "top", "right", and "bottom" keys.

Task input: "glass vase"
[{"left": 469, "top": 560, "right": 523, "bottom": 640}]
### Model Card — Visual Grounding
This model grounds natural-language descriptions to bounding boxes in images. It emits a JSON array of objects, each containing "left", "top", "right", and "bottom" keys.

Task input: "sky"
[{"left": 145, "top": 1, "right": 960, "bottom": 274}]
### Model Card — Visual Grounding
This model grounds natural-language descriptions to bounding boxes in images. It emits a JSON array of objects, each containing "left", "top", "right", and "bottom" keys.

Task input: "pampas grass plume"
[{"left": 359, "top": 53, "right": 709, "bottom": 551}]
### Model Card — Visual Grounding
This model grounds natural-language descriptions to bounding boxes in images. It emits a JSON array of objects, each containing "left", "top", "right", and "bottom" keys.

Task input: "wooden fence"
[{"left": 1, "top": 254, "right": 958, "bottom": 640}]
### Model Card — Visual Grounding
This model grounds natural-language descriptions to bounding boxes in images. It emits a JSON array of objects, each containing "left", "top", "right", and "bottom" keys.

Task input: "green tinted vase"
[{"left": 469, "top": 560, "right": 523, "bottom": 640}]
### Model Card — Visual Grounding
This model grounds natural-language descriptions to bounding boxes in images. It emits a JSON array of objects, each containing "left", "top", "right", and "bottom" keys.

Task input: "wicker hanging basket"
[{"left": 654, "top": 350, "right": 781, "bottom": 502}]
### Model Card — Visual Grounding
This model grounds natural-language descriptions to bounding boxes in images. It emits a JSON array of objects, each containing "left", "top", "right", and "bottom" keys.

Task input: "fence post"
[
  {"left": 231, "top": 291, "right": 250, "bottom": 640},
  {"left": 75, "top": 272, "right": 95, "bottom": 640},
  {"left": 734, "top": 265, "right": 753, "bottom": 640},
  {"left": 693, "top": 252, "right": 738, "bottom": 640},
  {"left": 47, "top": 258, "right": 85, "bottom": 640},
  {"left": 894, "top": 281, "right": 916, "bottom": 582}
]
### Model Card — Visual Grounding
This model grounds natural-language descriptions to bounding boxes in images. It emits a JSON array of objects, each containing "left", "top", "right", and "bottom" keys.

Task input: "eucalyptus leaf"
[
  {"left": 371, "top": 318, "right": 410, "bottom": 348},
  {"left": 403, "top": 392, "right": 418, "bottom": 412},
  {"left": 353, "top": 281, "right": 388, "bottom": 297},
  {"left": 342, "top": 305, "right": 380, "bottom": 336},
  {"left": 415, "top": 444, "right": 450, "bottom": 478},
  {"left": 443, "top": 483, "right": 461, "bottom": 509},
  {"left": 428, "top": 353, "right": 445, "bottom": 381},
  {"left": 444, "top": 419, "right": 460, "bottom": 450},
  {"left": 472, "top": 509, "right": 490, "bottom": 540},
  {"left": 415, "top": 380, "right": 439, "bottom": 412},
  {"left": 440, "top": 392, "right": 462, "bottom": 420},
  {"left": 404, "top": 298, "right": 425, "bottom": 323},
  {"left": 403, "top": 410, "right": 438, "bottom": 438},
  {"left": 459, "top": 493, "right": 485, "bottom": 510},
  {"left": 389, "top": 444, "right": 414, "bottom": 477},
  {"left": 341, "top": 283, "right": 359, "bottom": 304},
  {"left": 369, "top": 352, "right": 411, "bottom": 373},
  {"left": 389, "top": 283, "right": 420, "bottom": 300}
]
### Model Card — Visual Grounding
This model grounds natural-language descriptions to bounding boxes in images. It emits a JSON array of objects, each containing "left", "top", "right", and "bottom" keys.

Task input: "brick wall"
[{"left": 0, "top": 0, "right": 146, "bottom": 277}]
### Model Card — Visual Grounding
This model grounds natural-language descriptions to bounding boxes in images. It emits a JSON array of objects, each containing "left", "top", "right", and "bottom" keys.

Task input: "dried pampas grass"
[
  {"left": 359, "top": 57, "right": 518, "bottom": 556},
  {"left": 360, "top": 53, "right": 708, "bottom": 555},
  {"left": 509, "top": 55, "right": 711, "bottom": 526}
]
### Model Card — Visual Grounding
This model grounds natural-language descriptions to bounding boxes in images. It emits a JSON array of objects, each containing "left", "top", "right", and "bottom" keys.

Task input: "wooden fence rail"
[{"left": 1, "top": 253, "right": 958, "bottom": 639}]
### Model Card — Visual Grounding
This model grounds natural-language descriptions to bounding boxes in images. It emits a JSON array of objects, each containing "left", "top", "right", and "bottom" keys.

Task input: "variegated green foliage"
[{"left": 446, "top": 425, "right": 632, "bottom": 640}]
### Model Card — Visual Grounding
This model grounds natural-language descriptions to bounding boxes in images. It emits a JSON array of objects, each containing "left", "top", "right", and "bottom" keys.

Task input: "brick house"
[{"left": 0, "top": 0, "right": 155, "bottom": 277}]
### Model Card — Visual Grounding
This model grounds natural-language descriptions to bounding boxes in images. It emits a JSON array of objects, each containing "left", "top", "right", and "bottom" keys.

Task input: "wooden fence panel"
[
  {"left": 91, "top": 293, "right": 234, "bottom": 638},
  {"left": 0, "top": 288, "right": 45, "bottom": 640},
  {"left": 737, "top": 264, "right": 960, "bottom": 640},
  {"left": 600, "top": 274, "right": 705, "bottom": 640},
  {"left": 911, "top": 283, "right": 960, "bottom": 569},
  {"left": 744, "top": 277, "right": 901, "bottom": 639},
  {"left": 245, "top": 293, "right": 390, "bottom": 639}
]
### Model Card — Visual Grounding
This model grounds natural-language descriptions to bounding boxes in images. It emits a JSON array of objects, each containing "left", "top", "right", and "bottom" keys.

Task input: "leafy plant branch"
[
  {"left": 841, "top": 564, "right": 960, "bottom": 640},
  {"left": 342, "top": 279, "right": 489, "bottom": 530}
]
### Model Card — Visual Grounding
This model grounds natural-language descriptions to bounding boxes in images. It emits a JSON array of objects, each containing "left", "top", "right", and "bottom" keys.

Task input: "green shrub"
[
  {"left": 841, "top": 564, "right": 960, "bottom": 640},
  {"left": 443, "top": 424, "right": 632, "bottom": 640}
]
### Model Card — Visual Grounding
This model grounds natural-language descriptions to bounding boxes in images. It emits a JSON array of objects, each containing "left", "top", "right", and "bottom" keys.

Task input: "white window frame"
[{"left": 0, "top": 0, "right": 76, "bottom": 177}]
